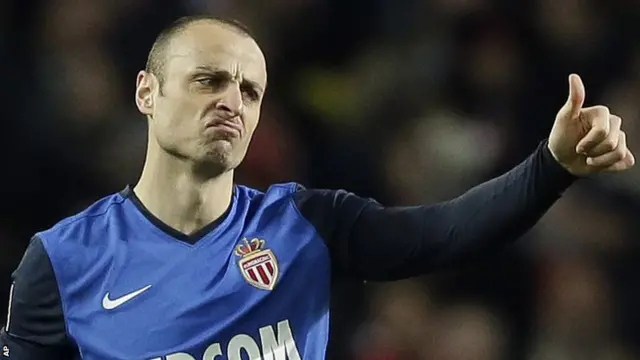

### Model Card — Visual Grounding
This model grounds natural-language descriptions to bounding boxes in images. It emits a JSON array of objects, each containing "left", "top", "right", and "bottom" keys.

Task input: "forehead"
[{"left": 164, "top": 22, "right": 267, "bottom": 85}]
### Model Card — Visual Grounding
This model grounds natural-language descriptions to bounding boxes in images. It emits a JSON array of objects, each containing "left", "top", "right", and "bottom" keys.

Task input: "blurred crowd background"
[{"left": 2, "top": 0, "right": 640, "bottom": 359}]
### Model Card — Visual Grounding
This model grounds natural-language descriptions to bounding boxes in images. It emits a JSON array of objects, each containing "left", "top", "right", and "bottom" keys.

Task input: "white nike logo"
[{"left": 102, "top": 285, "right": 152, "bottom": 310}]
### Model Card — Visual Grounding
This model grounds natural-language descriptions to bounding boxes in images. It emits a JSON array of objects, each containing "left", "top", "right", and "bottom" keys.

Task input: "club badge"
[{"left": 235, "top": 238, "right": 279, "bottom": 290}]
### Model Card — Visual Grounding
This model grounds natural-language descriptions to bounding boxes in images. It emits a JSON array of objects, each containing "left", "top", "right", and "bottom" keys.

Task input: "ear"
[{"left": 135, "top": 71, "right": 156, "bottom": 116}]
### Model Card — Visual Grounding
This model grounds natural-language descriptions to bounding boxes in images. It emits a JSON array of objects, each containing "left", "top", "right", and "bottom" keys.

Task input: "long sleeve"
[
  {"left": 1, "top": 236, "right": 78, "bottom": 359},
  {"left": 292, "top": 140, "right": 575, "bottom": 280}
]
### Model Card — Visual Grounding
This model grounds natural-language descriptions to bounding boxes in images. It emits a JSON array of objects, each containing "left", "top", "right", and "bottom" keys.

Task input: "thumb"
[{"left": 563, "top": 74, "right": 585, "bottom": 119}]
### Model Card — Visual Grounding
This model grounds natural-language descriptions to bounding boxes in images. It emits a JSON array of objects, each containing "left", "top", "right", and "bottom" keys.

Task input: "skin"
[
  {"left": 129, "top": 22, "right": 633, "bottom": 238},
  {"left": 548, "top": 74, "right": 634, "bottom": 176},
  {"left": 133, "top": 21, "right": 267, "bottom": 235}
]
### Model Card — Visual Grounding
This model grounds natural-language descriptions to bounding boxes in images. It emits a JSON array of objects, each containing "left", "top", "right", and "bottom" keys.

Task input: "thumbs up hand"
[{"left": 548, "top": 74, "right": 635, "bottom": 176}]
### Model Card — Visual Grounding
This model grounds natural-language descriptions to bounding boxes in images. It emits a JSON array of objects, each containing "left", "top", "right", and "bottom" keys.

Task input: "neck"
[{"left": 133, "top": 141, "right": 234, "bottom": 236}]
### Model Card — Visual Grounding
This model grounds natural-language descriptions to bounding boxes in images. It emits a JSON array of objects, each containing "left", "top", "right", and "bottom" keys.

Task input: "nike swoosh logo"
[{"left": 102, "top": 285, "right": 152, "bottom": 310}]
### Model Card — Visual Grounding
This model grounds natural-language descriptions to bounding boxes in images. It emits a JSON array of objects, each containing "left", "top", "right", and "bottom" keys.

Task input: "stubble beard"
[{"left": 193, "top": 137, "right": 243, "bottom": 177}]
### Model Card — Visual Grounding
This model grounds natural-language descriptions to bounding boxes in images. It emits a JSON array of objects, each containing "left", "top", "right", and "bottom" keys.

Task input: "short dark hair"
[{"left": 145, "top": 15, "right": 254, "bottom": 91}]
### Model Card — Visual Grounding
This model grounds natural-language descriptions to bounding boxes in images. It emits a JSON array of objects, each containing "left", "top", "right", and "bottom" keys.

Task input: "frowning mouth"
[{"left": 204, "top": 118, "right": 243, "bottom": 138}]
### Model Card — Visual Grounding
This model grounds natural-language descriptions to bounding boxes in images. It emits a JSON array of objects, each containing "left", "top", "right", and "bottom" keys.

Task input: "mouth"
[{"left": 204, "top": 118, "right": 243, "bottom": 138}]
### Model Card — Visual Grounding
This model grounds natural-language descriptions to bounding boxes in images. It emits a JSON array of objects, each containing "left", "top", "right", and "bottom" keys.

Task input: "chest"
[{"left": 58, "top": 228, "right": 330, "bottom": 359}]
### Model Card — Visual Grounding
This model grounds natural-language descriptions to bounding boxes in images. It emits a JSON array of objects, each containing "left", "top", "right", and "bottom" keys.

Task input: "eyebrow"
[{"left": 194, "top": 65, "right": 265, "bottom": 93}]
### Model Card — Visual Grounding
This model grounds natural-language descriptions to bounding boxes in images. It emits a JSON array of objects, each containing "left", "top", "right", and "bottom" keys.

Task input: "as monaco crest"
[{"left": 235, "top": 238, "right": 279, "bottom": 291}]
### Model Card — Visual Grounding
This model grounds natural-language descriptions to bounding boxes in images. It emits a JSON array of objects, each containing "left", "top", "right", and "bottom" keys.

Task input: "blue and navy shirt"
[{"left": 1, "top": 142, "right": 574, "bottom": 359}]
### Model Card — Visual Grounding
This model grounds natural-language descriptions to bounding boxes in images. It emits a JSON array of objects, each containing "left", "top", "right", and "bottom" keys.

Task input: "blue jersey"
[
  {"left": 7, "top": 183, "right": 333, "bottom": 360},
  {"left": 1, "top": 143, "right": 576, "bottom": 359}
]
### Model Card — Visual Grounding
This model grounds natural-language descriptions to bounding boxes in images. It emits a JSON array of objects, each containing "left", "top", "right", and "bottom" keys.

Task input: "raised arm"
[
  {"left": 294, "top": 141, "right": 572, "bottom": 280},
  {"left": 293, "top": 74, "right": 634, "bottom": 281}
]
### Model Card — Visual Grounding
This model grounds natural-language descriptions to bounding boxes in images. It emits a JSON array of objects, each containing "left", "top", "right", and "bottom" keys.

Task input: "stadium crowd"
[{"left": 2, "top": 0, "right": 640, "bottom": 359}]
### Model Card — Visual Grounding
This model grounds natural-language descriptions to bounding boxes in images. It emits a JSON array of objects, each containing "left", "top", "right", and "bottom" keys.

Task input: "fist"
[{"left": 548, "top": 74, "right": 635, "bottom": 176}]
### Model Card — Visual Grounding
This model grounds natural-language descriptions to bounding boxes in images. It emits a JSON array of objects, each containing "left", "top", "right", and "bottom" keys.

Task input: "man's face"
[{"left": 136, "top": 22, "right": 267, "bottom": 173}]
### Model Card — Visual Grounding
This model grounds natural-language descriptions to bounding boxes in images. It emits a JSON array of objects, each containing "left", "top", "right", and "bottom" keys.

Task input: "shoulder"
[
  {"left": 235, "top": 182, "right": 303, "bottom": 207},
  {"left": 238, "top": 183, "right": 376, "bottom": 234},
  {"left": 236, "top": 182, "right": 360, "bottom": 215},
  {"left": 237, "top": 182, "right": 357, "bottom": 206},
  {"left": 35, "top": 190, "right": 127, "bottom": 259},
  {"left": 237, "top": 182, "right": 301, "bottom": 198},
  {"left": 38, "top": 191, "right": 125, "bottom": 237}
]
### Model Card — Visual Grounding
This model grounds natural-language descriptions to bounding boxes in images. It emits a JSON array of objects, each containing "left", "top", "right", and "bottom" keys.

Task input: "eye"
[
  {"left": 240, "top": 86, "right": 260, "bottom": 101},
  {"left": 196, "top": 76, "right": 226, "bottom": 89}
]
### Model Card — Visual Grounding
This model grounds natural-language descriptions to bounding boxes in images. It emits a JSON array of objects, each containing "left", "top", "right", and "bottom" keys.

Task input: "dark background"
[{"left": 2, "top": 0, "right": 640, "bottom": 359}]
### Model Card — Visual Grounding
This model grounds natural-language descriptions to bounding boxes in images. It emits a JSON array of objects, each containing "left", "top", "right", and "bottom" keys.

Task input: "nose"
[{"left": 216, "top": 82, "right": 244, "bottom": 117}]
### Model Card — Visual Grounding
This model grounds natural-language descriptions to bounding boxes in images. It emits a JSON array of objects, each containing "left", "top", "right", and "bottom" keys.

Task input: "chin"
[{"left": 195, "top": 142, "right": 239, "bottom": 172}]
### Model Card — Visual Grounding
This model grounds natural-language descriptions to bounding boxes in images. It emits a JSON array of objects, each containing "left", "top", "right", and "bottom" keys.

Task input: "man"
[{"left": 1, "top": 15, "right": 634, "bottom": 360}]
